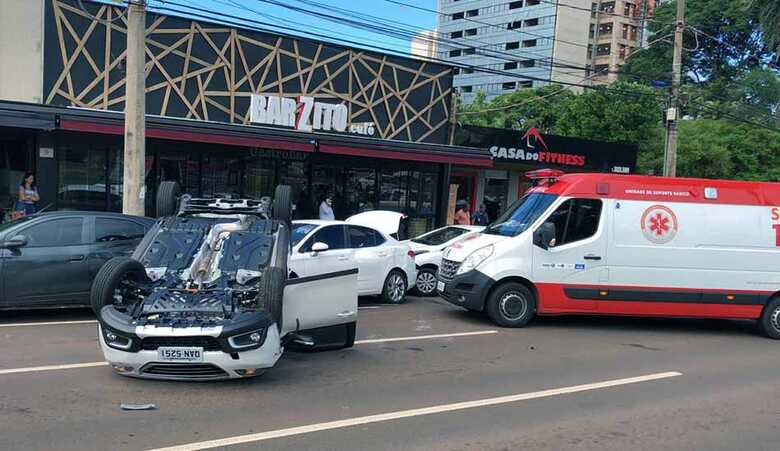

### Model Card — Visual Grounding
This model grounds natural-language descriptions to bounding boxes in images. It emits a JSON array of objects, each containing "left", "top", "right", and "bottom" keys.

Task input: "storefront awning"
[{"left": 0, "top": 107, "right": 55, "bottom": 130}]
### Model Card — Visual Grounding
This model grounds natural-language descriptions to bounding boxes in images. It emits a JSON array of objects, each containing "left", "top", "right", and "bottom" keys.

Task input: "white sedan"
[
  {"left": 290, "top": 219, "right": 417, "bottom": 304},
  {"left": 406, "top": 225, "right": 485, "bottom": 296}
]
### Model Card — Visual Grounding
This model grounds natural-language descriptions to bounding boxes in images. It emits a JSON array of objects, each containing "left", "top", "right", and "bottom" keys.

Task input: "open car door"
[{"left": 281, "top": 260, "right": 358, "bottom": 351}]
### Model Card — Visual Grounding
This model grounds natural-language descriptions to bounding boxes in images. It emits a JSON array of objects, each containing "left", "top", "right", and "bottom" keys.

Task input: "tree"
[
  {"left": 637, "top": 119, "right": 780, "bottom": 180},
  {"left": 458, "top": 85, "right": 574, "bottom": 131},
  {"left": 752, "top": 0, "right": 780, "bottom": 55}
]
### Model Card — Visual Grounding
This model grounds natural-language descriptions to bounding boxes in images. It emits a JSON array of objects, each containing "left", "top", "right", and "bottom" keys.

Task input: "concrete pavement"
[{"left": 0, "top": 297, "right": 778, "bottom": 451}]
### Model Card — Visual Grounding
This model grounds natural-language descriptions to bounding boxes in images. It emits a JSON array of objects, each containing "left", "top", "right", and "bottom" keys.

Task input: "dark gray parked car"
[{"left": 0, "top": 212, "right": 155, "bottom": 309}]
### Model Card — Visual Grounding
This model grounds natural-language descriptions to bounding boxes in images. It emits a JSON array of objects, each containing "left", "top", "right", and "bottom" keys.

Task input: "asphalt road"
[{"left": 1, "top": 297, "right": 779, "bottom": 451}]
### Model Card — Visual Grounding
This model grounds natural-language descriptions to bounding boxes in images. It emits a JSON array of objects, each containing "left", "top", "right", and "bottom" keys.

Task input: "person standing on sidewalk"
[
  {"left": 319, "top": 195, "right": 335, "bottom": 220},
  {"left": 472, "top": 204, "right": 489, "bottom": 226},
  {"left": 454, "top": 202, "right": 471, "bottom": 225},
  {"left": 16, "top": 172, "right": 39, "bottom": 216}
]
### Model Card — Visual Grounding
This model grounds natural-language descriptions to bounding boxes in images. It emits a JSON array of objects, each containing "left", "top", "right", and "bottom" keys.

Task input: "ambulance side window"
[{"left": 546, "top": 198, "right": 602, "bottom": 246}]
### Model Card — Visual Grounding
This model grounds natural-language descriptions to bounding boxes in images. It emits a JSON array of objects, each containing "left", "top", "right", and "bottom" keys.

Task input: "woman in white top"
[{"left": 319, "top": 196, "right": 335, "bottom": 220}]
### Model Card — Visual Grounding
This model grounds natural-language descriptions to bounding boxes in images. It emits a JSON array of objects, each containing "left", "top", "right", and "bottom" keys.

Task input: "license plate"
[
  {"left": 437, "top": 281, "right": 445, "bottom": 292},
  {"left": 157, "top": 347, "right": 203, "bottom": 362}
]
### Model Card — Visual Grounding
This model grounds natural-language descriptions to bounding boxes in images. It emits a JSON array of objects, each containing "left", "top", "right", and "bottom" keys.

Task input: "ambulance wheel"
[
  {"left": 486, "top": 282, "right": 536, "bottom": 328},
  {"left": 758, "top": 297, "right": 780, "bottom": 339}
]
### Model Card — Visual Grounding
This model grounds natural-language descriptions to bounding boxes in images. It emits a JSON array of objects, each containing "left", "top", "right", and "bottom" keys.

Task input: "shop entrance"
[{"left": 0, "top": 127, "right": 34, "bottom": 219}]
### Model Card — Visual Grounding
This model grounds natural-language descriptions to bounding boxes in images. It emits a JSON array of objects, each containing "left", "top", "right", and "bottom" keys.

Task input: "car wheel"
[
  {"left": 256, "top": 267, "right": 286, "bottom": 328},
  {"left": 91, "top": 257, "right": 150, "bottom": 320},
  {"left": 273, "top": 185, "right": 292, "bottom": 222},
  {"left": 758, "top": 297, "right": 780, "bottom": 339},
  {"left": 414, "top": 268, "right": 438, "bottom": 297},
  {"left": 381, "top": 270, "right": 407, "bottom": 304},
  {"left": 486, "top": 282, "right": 536, "bottom": 328},
  {"left": 156, "top": 181, "right": 181, "bottom": 218}
]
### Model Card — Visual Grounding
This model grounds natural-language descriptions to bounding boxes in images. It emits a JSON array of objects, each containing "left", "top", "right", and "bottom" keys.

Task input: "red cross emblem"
[{"left": 641, "top": 205, "right": 678, "bottom": 244}]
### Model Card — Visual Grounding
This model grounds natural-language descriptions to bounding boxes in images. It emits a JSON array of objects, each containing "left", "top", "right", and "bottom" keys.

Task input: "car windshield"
[
  {"left": 411, "top": 226, "right": 469, "bottom": 245},
  {"left": 291, "top": 223, "right": 317, "bottom": 246},
  {"left": 484, "top": 193, "right": 558, "bottom": 237}
]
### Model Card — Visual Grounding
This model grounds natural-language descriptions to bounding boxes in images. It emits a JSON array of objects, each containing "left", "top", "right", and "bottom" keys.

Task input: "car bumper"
[
  {"left": 437, "top": 270, "right": 494, "bottom": 311},
  {"left": 99, "top": 325, "right": 283, "bottom": 380},
  {"left": 404, "top": 261, "right": 417, "bottom": 290}
]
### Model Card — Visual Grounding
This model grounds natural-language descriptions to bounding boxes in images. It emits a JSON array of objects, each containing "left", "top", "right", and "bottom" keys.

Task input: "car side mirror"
[
  {"left": 533, "top": 223, "right": 557, "bottom": 250},
  {"left": 310, "top": 242, "right": 329, "bottom": 255},
  {"left": 2, "top": 235, "right": 27, "bottom": 249}
]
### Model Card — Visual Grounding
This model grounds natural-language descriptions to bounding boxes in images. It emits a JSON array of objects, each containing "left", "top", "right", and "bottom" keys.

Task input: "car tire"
[
  {"left": 273, "top": 185, "right": 292, "bottom": 222},
  {"left": 381, "top": 270, "right": 407, "bottom": 304},
  {"left": 257, "top": 267, "right": 285, "bottom": 327},
  {"left": 156, "top": 181, "right": 181, "bottom": 218},
  {"left": 758, "top": 297, "right": 780, "bottom": 339},
  {"left": 91, "top": 257, "right": 150, "bottom": 319},
  {"left": 413, "top": 267, "right": 438, "bottom": 297},
  {"left": 485, "top": 282, "right": 536, "bottom": 328}
]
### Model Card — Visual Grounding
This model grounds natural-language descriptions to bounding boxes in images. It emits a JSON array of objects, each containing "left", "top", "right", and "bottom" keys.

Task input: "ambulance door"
[{"left": 532, "top": 198, "right": 608, "bottom": 313}]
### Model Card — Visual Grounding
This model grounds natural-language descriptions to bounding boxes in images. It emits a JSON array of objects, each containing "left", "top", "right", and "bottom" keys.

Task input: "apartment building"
[
  {"left": 588, "top": 0, "right": 657, "bottom": 83},
  {"left": 436, "top": 0, "right": 591, "bottom": 103},
  {"left": 411, "top": 30, "right": 439, "bottom": 59}
]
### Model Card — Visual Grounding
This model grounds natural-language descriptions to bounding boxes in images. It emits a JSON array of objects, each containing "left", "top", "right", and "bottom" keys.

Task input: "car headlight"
[
  {"left": 228, "top": 329, "right": 267, "bottom": 350},
  {"left": 102, "top": 327, "right": 133, "bottom": 350},
  {"left": 456, "top": 244, "right": 494, "bottom": 275}
]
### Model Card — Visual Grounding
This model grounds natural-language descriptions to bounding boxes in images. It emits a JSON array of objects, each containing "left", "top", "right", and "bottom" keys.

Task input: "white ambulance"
[{"left": 437, "top": 170, "right": 780, "bottom": 338}]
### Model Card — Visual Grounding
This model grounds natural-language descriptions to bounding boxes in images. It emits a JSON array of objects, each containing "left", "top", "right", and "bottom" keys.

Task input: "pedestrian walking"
[
  {"left": 319, "top": 195, "right": 335, "bottom": 220},
  {"left": 472, "top": 204, "right": 489, "bottom": 225},
  {"left": 16, "top": 172, "right": 39, "bottom": 216}
]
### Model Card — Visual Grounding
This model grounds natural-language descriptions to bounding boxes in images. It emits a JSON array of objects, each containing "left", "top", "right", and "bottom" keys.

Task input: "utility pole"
[
  {"left": 663, "top": 0, "right": 685, "bottom": 177},
  {"left": 123, "top": 0, "right": 147, "bottom": 215}
]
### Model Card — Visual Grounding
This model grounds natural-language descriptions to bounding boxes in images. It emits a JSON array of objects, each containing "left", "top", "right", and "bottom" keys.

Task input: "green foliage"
[
  {"left": 752, "top": 0, "right": 780, "bottom": 53},
  {"left": 636, "top": 120, "right": 780, "bottom": 181},
  {"left": 458, "top": 85, "right": 575, "bottom": 132}
]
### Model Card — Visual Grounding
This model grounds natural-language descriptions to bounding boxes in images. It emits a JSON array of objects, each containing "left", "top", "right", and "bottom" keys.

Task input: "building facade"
[
  {"left": 436, "top": 0, "right": 591, "bottom": 103},
  {"left": 588, "top": 0, "right": 657, "bottom": 83},
  {"left": 411, "top": 31, "right": 439, "bottom": 60},
  {"left": 0, "top": 0, "right": 495, "bottom": 236}
]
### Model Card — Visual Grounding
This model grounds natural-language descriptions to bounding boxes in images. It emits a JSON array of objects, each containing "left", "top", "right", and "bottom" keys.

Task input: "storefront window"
[
  {"left": 157, "top": 148, "right": 200, "bottom": 197},
  {"left": 0, "top": 130, "right": 33, "bottom": 215},
  {"left": 344, "top": 167, "right": 376, "bottom": 217},
  {"left": 279, "top": 160, "right": 307, "bottom": 217},
  {"left": 243, "top": 154, "right": 275, "bottom": 200},
  {"left": 379, "top": 168, "right": 406, "bottom": 211},
  {"left": 57, "top": 142, "right": 108, "bottom": 211},
  {"left": 201, "top": 153, "right": 242, "bottom": 198},
  {"left": 312, "top": 163, "right": 344, "bottom": 218},
  {"left": 484, "top": 176, "right": 509, "bottom": 222}
]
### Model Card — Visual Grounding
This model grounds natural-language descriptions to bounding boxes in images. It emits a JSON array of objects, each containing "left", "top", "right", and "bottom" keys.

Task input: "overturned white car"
[{"left": 91, "top": 183, "right": 358, "bottom": 380}]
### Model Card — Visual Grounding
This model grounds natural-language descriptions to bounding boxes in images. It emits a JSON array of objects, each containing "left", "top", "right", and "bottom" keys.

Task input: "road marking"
[
  {"left": 355, "top": 330, "right": 498, "bottom": 344},
  {"left": 0, "top": 319, "right": 97, "bottom": 328},
  {"left": 0, "top": 330, "right": 498, "bottom": 376},
  {"left": 357, "top": 306, "right": 381, "bottom": 310},
  {"left": 149, "top": 371, "right": 683, "bottom": 451},
  {"left": 0, "top": 361, "right": 108, "bottom": 375}
]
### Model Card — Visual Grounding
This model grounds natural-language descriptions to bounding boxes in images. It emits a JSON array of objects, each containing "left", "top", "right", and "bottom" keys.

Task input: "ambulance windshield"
[{"left": 484, "top": 193, "right": 557, "bottom": 237}]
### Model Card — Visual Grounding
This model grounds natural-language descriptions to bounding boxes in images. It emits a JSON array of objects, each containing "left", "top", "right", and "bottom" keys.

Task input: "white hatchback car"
[
  {"left": 290, "top": 218, "right": 417, "bottom": 304},
  {"left": 407, "top": 225, "right": 485, "bottom": 296}
]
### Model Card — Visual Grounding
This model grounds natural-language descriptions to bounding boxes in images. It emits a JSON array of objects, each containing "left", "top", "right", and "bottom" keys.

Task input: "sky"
[{"left": 142, "top": 0, "right": 439, "bottom": 55}]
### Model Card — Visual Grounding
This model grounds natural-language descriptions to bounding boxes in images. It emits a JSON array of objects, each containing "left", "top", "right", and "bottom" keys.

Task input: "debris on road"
[{"left": 120, "top": 403, "right": 157, "bottom": 411}]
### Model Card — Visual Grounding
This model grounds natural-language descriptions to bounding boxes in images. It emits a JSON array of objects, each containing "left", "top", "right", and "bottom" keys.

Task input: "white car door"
[
  {"left": 347, "top": 225, "right": 389, "bottom": 295},
  {"left": 282, "top": 225, "right": 358, "bottom": 335}
]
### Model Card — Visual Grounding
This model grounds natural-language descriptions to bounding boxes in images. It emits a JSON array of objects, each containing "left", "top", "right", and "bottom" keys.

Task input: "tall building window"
[
  {"left": 449, "top": 49, "right": 462, "bottom": 57},
  {"left": 522, "top": 39, "right": 537, "bottom": 48},
  {"left": 502, "top": 82, "right": 516, "bottom": 90},
  {"left": 453, "top": 11, "right": 464, "bottom": 20},
  {"left": 451, "top": 30, "right": 463, "bottom": 38},
  {"left": 465, "top": 28, "right": 477, "bottom": 36},
  {"left": 506, "top": 41, "right": 520, "bottom": 50},
  {"left": 508, "top": 20, "right": 522, "bottom": 30},
  {"left": 526, "top": 0, "right": 540, "bottom": 5},
  {"left": 509, "top": 1, "right": 523, "bottom": 9},
  {"left": 463, "top": 47, "right": 476, "bottom": 55},
  {"left": 518, "top": 80, "right": 533, "bottom": 88},
  {"left": 504, "top": 62, "right": 518, "bottom": 70},
  {"left": 461, "top": 85, "right": 473, "bottom": 93},
  {"left": 596, "top": 43, "right": 611, "bottom": 55},
  {"left": 466, "top": 9, "right": 479, "bottom": 17},
  {"left": 519, "top": 59, "right": 535, "bottom": 68},
  {"left": 524, "top": 18, "right": 539, "bottom": 27}
]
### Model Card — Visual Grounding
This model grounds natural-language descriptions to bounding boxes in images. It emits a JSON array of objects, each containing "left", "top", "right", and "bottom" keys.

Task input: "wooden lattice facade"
[{"left": 43, "top": 0, "right": 454, "bottom": 144}]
